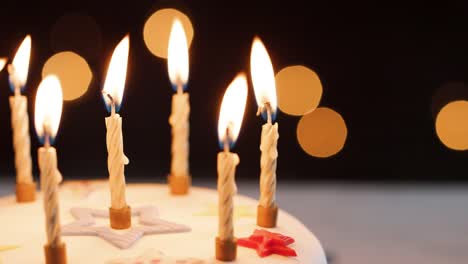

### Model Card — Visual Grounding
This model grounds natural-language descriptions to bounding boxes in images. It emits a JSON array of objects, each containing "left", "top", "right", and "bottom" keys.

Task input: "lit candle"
[
  {"left": 34, "top": 75, "right": 67, "bottom": 264},
  {"left": 250, "top": 37, "right": 280, "bottom": 228},
  {"left": 167, "top": 19, "right": 191, "bottom": 195},
  {"left": 8, "top": 35, "right": 35, "bottom": 203},
  {"left": 215, "top": 73, "right": 248, "bottom": 262},
  {"left": 102, "top": 35, "right": 131, "bottom": 230}
]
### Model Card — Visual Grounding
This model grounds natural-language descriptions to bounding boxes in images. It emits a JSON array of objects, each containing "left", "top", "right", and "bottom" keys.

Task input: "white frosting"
[
  {"left": 169, "top": 93, "right": 190, "bottom": 177},
  {"left": 0, "top": 183, "right": 327, "bottom": 264},
  {"left": 259, "top": 123, "right": 279, "bottom": 208},
  {"left": 105, "top": 114, "right": 129, "bottom": 209},
  {"left": 9, "top": 95, "right": 33, "bottom": 184}
]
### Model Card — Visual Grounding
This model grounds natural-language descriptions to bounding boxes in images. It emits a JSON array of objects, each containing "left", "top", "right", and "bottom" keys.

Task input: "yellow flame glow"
[
  {"left": 218, "top": 73, "right": 248, "bottom": 145},
  {"left": 168, "top": 19, "right": 189, "bottom": 88},
  {"left": 0, "top": 58, "right": 6, "bottom": 72},
  {"left": 11, "top": 35, "right": 31, "bottom": 88},
  {"left": 250, "top": 37, "right": 277, "bottom": 113},
  {"left": 103, "top": 35, "right": 129, "bottom": 108},
  {"left": 34, "top": 75, "right": 63, "bottom": 140}
]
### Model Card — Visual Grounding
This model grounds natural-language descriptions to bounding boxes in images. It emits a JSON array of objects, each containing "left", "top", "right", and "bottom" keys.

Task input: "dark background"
[{"left": 0, "top": 0, "right": 467, "bottom": 182}]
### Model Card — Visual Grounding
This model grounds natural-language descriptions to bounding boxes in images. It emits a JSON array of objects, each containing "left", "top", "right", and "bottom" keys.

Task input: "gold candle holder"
[
  {"left": 257, "top": 204, "right": 278, "bottom": 228},
  {"left": 15, "top": 182, "right": 36, "bottom": 203},
  {"left": 44, "top": 242, "right": 67, "bottom": 264},
  {"left": 168, "top": 174, "right": 191, "bottom": 195},
  {"left": 109, "top": 206, "right": 131, "bottom": 229},
  {"left": 216, "top": 237, "right": 237, "bottom": 261}
]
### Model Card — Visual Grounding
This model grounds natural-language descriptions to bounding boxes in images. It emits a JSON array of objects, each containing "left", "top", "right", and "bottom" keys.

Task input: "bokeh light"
[
  {"left": 143, "top": 8, "right": 194, "bottom": 59},
  {"left": 50, "top": 14, "right": 102, "bottom": 61},
  {"left": 275, "top": 65, "right": 322, "bottom": 116},
  {"left": 297, "top": 107, "right": 347, "bottom": 158},
  {"left": 435, "top": 100, "right": 468, "bottom": 150},
  {"left": 42, "top": 52, "right": 92, "bottom": 101},
  {"left": 0, "top": 58, "right": 6, "bottom": 72}
]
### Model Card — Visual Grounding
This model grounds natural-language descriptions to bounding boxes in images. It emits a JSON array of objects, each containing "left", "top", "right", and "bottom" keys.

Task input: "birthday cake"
[{"left": 0, "top": 181, "right": 327, "bottom": 263}]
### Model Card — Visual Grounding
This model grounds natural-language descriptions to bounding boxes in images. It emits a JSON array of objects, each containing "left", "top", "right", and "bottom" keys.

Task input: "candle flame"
[
  {"left": 218, "top": 73, "right": 248, "bottom": 148},
  {"left": 168, "top": 19, "right": 189, "bottom": 91},
  {"left": 9, "top": 35, "right": 31, "bottom": 92},
  {"left": 103, "top": 35, "right": 129, "bottom": 112},
  {"left": 34, "top": 75, "right": 63, "bottom": 144},
  {"left": 250, "top": 37, "right": 277, "bottom": 120},
  {"left": 0, "top": 58, "right": 6, "bottom": 72}
]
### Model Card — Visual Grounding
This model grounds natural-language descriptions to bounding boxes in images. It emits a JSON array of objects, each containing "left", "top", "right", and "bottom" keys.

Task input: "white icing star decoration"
[
  {"left": 62, "top": 206, "right": 190, "bottom": 249},
  {"left": 106, "top": 249, "right": 207, "bottom": 264}
]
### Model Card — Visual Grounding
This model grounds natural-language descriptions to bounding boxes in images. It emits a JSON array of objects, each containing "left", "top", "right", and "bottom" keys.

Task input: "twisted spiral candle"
[
  {"left": 169, "top": 93, "right": 190, "bottom": 177},
  {"left": 39, "top": 147, "right": 63, "bottom": 246},
  {"left": 217, "top": 151, "right": 239, "bottom": 241},
  {"left": 9, "top": 96, "right": 33, "bottom": 184},
  {"left": 259, "top": 122, "right": 279, "bottom": 208},
  {"left": 106, "top": 113, "right": 129, "bottom": 210}
]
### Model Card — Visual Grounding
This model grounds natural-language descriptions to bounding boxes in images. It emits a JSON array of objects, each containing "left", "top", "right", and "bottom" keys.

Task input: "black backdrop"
[{"left": 1, "top": 0, "right": 468, "bottom": 182}]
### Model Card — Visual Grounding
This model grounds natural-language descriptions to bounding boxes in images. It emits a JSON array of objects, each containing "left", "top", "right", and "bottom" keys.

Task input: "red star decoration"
[{"left": 238, "top": 229, "right": 297, "bottom": 258}]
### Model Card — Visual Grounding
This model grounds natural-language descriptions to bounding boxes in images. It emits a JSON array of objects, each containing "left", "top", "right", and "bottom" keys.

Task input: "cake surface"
[{"left": 0, "top": 181, "right": 326, "bottom": 263}]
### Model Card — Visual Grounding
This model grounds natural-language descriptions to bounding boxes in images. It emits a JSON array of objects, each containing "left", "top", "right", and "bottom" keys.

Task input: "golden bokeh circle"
[
  {"left": 297, "top": 107, "right": 347, "bottom": 158},
  {"left": 42, "top": 52, "right": 92, "bottom": 101},
  {"left": 143, "top": 8, "right": 194, "bottom": 59},
  {"left": 275, "top": 65, "right": 323, "bottom": 116},
  {"left": 435, "top": 100, "right": 468, "bottom": 150}
]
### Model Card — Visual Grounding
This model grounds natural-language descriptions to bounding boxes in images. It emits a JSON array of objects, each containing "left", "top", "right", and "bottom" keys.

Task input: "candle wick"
[
  {"left": 224, "top": 127, "right": 231, "bottom": 153},
  {"left": 257, "top": 102, "right": 273, "bottom": 124},
  {"left": 43, "top": 124, "right": 51, "bottom": 148},
  {"left": 266, "top": 104, "right": 272, "bottom": 124},
  {"left": 104, "top": 92, "right": 116, "bottom": 116},
  {"left": 177, "top": 82, "right": 183, "bottom": 95},
  {"left": 44, "top": 136, "right": 51, "bottom": 148}
]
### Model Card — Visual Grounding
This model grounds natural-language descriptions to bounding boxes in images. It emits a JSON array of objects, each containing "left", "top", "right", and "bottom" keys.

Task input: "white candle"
[
  {"left": 39, "top": 145, "right": 63, "bottom": 246},
  {"left": 8, "top": 35, "right": 33, "bottom": 184},
  {"left": 169, "top": 91, "right": 190, "bottom": 177},
  {"left": 168, "top": 19, "right": 190, "bottom": 178},
  {"left": 259, "top": 121, "right": 279, "bottom": 208},
  {"left": 217, "top": 149, "right": 239, "bottom": 240},
  {"left": 9, "top": 95, "right": 33, "bottom": 184},
  {"left": 34, "top": 75, "right": 64, "bottom": 247},
  {"left": 102, "top": 35, "right": 130, "bottom": 210},
  {"left": 216, "top": 74, "right": 248, "bottom": 240},
  {"left": 250, "top": 37, "right": 279, "bottom": 210},
  {"left": 106, "top": 107, "right": 129, "bottom": 209}
]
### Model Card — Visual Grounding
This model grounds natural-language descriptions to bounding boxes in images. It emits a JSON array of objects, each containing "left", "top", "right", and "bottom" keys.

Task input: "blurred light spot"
[
  {"left": 297, "top": 107, "right": 347, "bottom": 158},
  {"left": 435, "top": 100, "right": 468, "bottom": 150},
  {"left": 0, "top": 58, "right": 6, "bottom": 72},
  {"left": 143, "top": 8, "right": 194, "bottom": 59},
  {"left": 275, "top": 65, "right": 322, "bottom": 116},
  {"left": 432, "top": 82, "right": 468, "bottom": 119},
  {"left": 42, "top": 52, "right": 92, "bottom": 101},
  {"left": 50, "top": 14, "right": 102, "bottom": 61}
]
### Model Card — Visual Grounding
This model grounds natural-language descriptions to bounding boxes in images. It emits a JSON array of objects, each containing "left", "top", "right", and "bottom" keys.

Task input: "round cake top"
[{"left": 0, "top": 181, "right": 327, "bottom": 264}]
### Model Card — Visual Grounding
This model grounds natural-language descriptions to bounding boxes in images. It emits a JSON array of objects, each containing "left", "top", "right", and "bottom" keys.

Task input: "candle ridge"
[
  {"left": 9, "top": 96, "right": 33, "bottom": 184},
  {"left": 39, "top": 147, "right": 63, "bottom": 247}
]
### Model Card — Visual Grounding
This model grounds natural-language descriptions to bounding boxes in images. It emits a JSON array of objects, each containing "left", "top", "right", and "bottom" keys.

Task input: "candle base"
[
  {"left": 15, "top": 182, "right": 36, "bottom": 203},
  {"left": 216, "top": 237, "right": 237, "bottom": 261},
  {"left": 109, "top": 206, "right": 131, "bottom": 229},
  {"left": 168, "top": 174, "right": 191, "bottom": 195},
  {"left": 257, "top": 204, "right": 278, "bottom": 228},
  {"left": 44, "top": 242, "right": 67, "bottom": 264}
]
